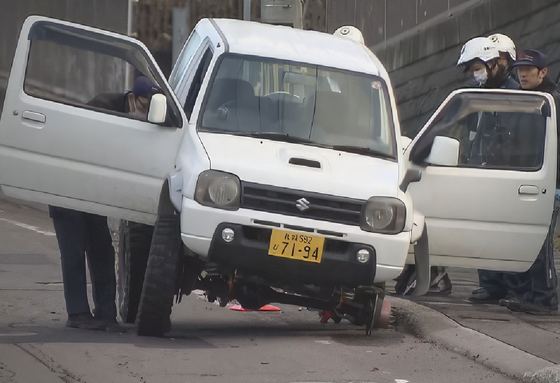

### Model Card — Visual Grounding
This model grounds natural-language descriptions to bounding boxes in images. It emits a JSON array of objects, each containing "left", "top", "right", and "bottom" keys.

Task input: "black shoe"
[
  {"left": 427, "top": 272, "right": 452, "bottom": 296},
  {"left": 501, "top": 298, "right": 558, "bottom": 315},
  {"left": 66, "top": 313, "right": 106, "bottom": 330},
  {"left": 94, "top": 316, "right": 127, "bottom": 333},
  {"left": 498, "top": 297, "right": 510, "bottom": 307},
  {"left": 468, "top": 287, "right": 503, "bottom": 304},
  {"left": 102, "top": 319, "right": 127, "bottom": 333}
]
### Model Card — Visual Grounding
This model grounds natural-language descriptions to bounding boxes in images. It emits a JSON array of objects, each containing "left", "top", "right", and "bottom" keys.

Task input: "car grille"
[{"left": 240, "top": 182, "right": 365, "bottom": 226}]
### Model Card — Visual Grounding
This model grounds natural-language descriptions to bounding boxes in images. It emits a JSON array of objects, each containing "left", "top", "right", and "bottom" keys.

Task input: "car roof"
[{"left": 210, "top": 18, "right": 381, "bottom": 76}]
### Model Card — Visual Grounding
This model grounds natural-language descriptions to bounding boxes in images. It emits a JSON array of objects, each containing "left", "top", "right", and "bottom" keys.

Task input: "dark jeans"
[
  {"left": 478, "top": 207, "right": 559, "bottom": 309},
  {"left": 477, "top": 269, "right": 510, "bottom": 297},
  {"left": 507, "top": 207, "right": 559, "bottom": 309},
  {"left": 49, "top": 206, "right": 116, "bottom": 320}
]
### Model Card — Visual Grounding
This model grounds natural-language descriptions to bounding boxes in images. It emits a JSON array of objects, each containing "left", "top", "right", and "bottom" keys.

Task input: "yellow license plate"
[{"left": 268, "top": 229, "right": 325, "bottom": 263}]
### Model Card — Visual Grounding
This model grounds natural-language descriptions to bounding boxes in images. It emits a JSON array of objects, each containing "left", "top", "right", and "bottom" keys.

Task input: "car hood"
[{"left": 198, "top": 132, "right": 399, "bottom": 200}]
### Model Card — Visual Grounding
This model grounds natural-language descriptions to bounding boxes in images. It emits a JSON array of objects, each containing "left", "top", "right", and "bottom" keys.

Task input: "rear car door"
[
  {"left": 0, "top": 16, "right": 186, "bottom": 224},
  {"left": 407, "top": 89, "right": 556, "bottom": 272}
]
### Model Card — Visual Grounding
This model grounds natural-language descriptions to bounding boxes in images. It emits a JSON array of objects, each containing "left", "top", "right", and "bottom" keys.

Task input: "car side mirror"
[
  {"left": 400, "top": 168, "right": 422, "bottom": 192},
  {"left": 400, "top": 136, "right": 412, "bottom": 153},
  {"left": 425, "top": 136, "right": 459, "bottom": 166},
  {"left": 148, "top": 94, "right": 167, "bottom": 124}
]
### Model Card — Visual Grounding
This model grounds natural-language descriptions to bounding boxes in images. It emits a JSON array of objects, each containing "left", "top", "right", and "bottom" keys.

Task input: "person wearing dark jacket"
[
  {"left": 52, "top": 76, "right": 161, "bottom": 329},
  {"left": 460, "top": 35, "right": 523, "bottom": 303},
  {"left": 395, "top": 36, "right": 520, "bottom": 296},
  {"left": 498, "top": 49, "right": 559, "bottom": 314}
]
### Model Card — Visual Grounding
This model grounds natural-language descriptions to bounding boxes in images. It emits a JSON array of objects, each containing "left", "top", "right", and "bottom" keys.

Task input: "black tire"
[
  {"left": 136, "top": 194, "right": 181, "bottom": 337},
  {"left": 116, "top": 221, "right": 153, "bottom": 323}
]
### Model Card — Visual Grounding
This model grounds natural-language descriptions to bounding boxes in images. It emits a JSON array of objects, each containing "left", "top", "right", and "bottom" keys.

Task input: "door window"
[
  {"left": 169, "top": 30, "right": 202, "bottom": 91},
  {"left": 183, "top": 48, "right": 213, "bottom": 120},
  {"left": 24, "top": 21, "right": 182, "bottom": 126},
  {"left": 411, "top": 92, "right": 549, "bottom": 171}
]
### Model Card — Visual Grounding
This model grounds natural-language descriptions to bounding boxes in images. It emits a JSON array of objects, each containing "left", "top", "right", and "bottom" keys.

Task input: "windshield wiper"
[
  {"left": 331, "top": 145, "right": 395, "bottom": 160},
  {"left": 236, "top": 132, "right": 314, "bottom": 144}
]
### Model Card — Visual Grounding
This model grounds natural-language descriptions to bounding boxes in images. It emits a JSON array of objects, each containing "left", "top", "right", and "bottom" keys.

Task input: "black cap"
[
  {"left": 512, "top": 49, "right": 547, "bottom": 69},
  {"left": 132, "top": 76, "right": 162, "bottom": 98}
]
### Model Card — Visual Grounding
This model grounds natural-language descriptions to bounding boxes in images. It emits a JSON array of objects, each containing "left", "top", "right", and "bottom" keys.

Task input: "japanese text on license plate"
[{"left": 268, "top": 229, "right": 325, "bottom": 263}]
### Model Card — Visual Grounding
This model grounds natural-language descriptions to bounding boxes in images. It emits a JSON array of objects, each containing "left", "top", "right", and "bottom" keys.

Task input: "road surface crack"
[{"left": 15, "top": 343, "right": 86, "bottom": 383}]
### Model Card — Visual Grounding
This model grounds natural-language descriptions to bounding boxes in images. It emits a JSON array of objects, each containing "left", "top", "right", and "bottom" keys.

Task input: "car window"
[
  {"left": 413, "top": 92, "right": 548, "bottom": 171},
  {"left": 183, "top": 48, "right": 213, "bottom": 120},
  {"left": 169, "top": 30, "right": 202, "bottom": 92},
  {"left": 24, "top": 21, "right": 182, "bottom": 127},
  {"left": 200, "top": 54, "right": 397, "bottom": 160}
]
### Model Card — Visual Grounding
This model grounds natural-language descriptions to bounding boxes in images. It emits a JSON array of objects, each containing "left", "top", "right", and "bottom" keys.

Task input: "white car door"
[
  {"left": 407, "top": 89, "right": 556, "bottom": 272},
  {"left": 0, "top": 16, "right": 187, "bottom": 224}
]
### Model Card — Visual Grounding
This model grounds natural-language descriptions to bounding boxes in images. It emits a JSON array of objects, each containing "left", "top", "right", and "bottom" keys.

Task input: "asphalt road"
[{"left": 0, "top": 198, "right": 516, "bottom": 383}]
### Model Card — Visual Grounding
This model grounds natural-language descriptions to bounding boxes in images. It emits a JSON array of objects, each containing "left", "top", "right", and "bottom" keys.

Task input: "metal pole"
[
  {"left": 127, "top": 0, "right": 133, "bottom": 36},
  {"left": 125, "top": 0, "right": 134, "bottom": 88},
  {"left": 244, "top": 0, "right": 252, "bottom": 20},
  {"left": 172, "top": 7, "right": 191, "bottom": 65}
]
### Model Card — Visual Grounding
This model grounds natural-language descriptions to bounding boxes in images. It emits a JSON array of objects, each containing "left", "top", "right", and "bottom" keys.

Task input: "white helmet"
[
  {"left": 488, "top": 33, "right": 516, "bottom": 61},
  {"left": 457, "top": 37, "right": 500, "bottom": 67},
  {"left": 333, "top": 25, "right": 365, "bottom": 45}
]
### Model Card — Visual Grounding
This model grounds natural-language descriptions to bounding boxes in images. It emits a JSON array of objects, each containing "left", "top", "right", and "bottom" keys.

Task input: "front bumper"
[
  {"left": 180, "top": 198, "right": 411, "bottom": 283},
  {"left": 208, "top": 223, "right": 376, "bottom": 287}
]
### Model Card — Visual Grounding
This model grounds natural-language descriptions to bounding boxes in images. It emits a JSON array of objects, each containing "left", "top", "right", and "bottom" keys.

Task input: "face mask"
[{"left": 472, "top": 68, "right": 488, "bottom": 86}]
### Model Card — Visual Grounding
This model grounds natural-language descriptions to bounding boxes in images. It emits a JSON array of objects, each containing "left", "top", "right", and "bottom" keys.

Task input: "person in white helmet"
[
  {"left": 395, "top": 36, "right": 521, "bottom": 297},
  {"left": 457, "top": 36, "right": 519, "bottom": 89},
  {"left": 488, "top": 33, "right": 517, "bottom": 72},
  {"left": 456, "top": 36, "right": 520, "bottom": 303},
  {"left": 488, "top": 32, "right": 520, "bottom": 90}
]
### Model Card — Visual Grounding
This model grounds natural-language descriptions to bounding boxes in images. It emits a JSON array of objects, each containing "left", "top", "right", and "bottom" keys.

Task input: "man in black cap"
[
  {"left": 51, "top": 76, "right": 161, "bottom": 330},
  {"left": 89, "top": 75, "right": 161, "bottom": 118},
  {"left": 514, "top": 50, "right": 559, "bottom": 97},
  {"left": 498, "top": 49, "right": 559, "bottom": 314}
]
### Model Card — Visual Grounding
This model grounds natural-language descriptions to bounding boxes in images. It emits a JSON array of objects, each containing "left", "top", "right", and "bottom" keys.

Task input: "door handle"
[
  {"left": 518, "top": 185, "right": 540, "bottom": 195},
  {"left": 22, "top": 111, "right": 46, "bottom": 123}
]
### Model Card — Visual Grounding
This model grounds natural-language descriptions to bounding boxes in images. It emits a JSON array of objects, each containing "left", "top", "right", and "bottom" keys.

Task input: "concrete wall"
[
  {"left": 0, "top": 0, "right": 129, "bottom": 116},
  {"left": 375, "top": 0, "right": 560, "bottom": 136}
]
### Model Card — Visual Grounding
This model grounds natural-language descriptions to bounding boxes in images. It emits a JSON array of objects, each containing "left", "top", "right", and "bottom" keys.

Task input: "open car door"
[
  {"left": 407, "top": 89, "right": 557, "bottom": 273},
  {"left": 0, "top": 16, "right": 187, "bottom": 224}
]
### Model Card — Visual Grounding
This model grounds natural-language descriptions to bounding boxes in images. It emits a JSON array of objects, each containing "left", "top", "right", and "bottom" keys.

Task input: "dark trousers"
[
  {"left": 508, "top": 207, "right": 559, "bottom": 308},
  {"left": 477, "top": 269, "right": 510, "bottom": 297},
  {"left": 478, "top": 206, "right": 559, "bottom": 308},
  {"left": 49, "top": 206, "right": 116, "bottom": 320}
]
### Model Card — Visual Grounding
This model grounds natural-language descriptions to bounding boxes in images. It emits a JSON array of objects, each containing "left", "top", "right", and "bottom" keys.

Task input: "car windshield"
[{"left": 199, "top": 55, "right": 397, "bottom": 159}]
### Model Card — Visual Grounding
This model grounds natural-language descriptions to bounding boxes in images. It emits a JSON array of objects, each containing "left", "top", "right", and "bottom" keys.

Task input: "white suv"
[{"left": 0, "top": 16, "right": 556, "bottom": 336}]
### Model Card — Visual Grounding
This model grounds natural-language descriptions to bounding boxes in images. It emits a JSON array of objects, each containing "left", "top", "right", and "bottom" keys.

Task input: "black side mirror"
[{"left": 400, "top": 168, "right": 422, "bottom": 192}]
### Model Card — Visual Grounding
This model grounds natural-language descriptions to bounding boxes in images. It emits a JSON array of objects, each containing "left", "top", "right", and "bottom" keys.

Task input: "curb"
[
  {"left": 524, "top": 366, "right": 560, "bottom": 383},
  {"left": 389, "top": 296, "right": 560, "bottom": 382}
]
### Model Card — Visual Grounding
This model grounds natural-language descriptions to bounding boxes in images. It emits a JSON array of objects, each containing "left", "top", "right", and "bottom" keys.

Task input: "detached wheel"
[
  {"left": 136, "top": 196, "right": 181, "bottom": 337},
  {"left": 116, "top": 221, "right": 153, "bottom": 323}
]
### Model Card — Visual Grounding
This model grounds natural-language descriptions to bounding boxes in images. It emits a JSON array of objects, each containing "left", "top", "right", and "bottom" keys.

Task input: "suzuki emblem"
[{"left": 295, "top": 198, "right": 311, "bottom": 212}]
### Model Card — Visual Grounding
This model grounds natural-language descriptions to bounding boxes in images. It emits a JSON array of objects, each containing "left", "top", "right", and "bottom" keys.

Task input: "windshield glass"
[{"left": 199, "top": 55, "right": 396, "bottom": 159}]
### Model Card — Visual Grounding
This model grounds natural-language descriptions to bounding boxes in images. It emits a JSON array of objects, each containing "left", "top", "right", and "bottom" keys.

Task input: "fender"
[
  {"left": 167, "top": 171, "right": 183, "bottom": 212},
  {"left": 410, "top": 210, "right": 425, "bottom": 244},
  {"left": 411, "top": 218, "right": 430, "bottom": 296}
]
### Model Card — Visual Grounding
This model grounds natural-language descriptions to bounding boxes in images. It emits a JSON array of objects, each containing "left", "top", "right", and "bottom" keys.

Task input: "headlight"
[
  {"left": 195, "top": 170, "right": 241, "bottom": 210},
  {"left": 361, "top": 197, "right": 406, "bottom": 234}
]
